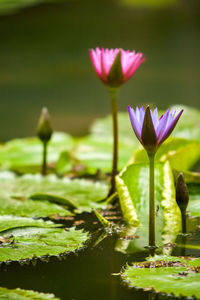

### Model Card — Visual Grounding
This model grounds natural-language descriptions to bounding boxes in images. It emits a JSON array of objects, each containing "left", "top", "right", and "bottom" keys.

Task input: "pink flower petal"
[
  {"left": 89, "top": 47, "right": 145, "bottom": 87},
  {"left": 89, "top": 48, "right": 102, "bottom": 77}
]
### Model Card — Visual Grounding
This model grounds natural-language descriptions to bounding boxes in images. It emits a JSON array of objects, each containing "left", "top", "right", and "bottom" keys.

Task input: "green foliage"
[
  {"left": 122, "top": 255, "right": 200, "bottom": 298},
  {"left": 93, "top": 209, "right": 111, "bottom": 228},
  {"left": 74, "top": 113, "right": 138, "bottom": 174},
  {"left": 171, "top": 105, "right": 200, "bottom": 141},
  {"left": 0, "top": 216, "right": 89, "bottom": 263},
  {"left": 0, "top": 215, "right": 57, "bottom": 232},
  {"left": 116, "top": 161, "right": 181, "bottom": 252},
  {"left": 0, "top": 172, "right": 109, "bottom": 217},
  {"left": 0, "top": 133, "right": 73, "bottom": 174},
  {"left": 133, "top": 137, "right": 200, "bottom": 171},
  {"left": 187, "top": 183, "right": 200, "bottom": 217},
  {"left": 0, "top": 287, "right": 59, "bottom": 300}
]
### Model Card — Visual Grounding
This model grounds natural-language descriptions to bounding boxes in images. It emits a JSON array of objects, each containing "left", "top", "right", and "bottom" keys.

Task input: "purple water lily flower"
[
  {"left": 128, "top": 105, "right": 183, "bottom": 154},
  {"left": 128, "top": 105, "right": 183, "bottom": 248}
]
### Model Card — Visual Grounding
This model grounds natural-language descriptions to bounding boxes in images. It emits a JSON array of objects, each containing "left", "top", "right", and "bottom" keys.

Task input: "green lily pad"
[
  {"left": 73, "top": 107, "right": 200, "bottom": 174},
  {"left": 122, "top": 255, "right": 200, "bottom": 299},
  {"left": 90, "top": 112, "right": 135, "bottom": 141},
  {"left": 116, "top": 161, "right": 181, "bottom": 252},
  {"left": 0, "top": 172, "right": 109, "bottom": 216},
  {"left": 0, "top": 132, "right": 73, "bottom": 174},
  {"left": 0, "top": 196, "right": 71, "bottom": 219},
  {"left": 75, "top": 135, "right": 137, "bottom": 174},
  {"left": 91, "top": 106, "right": 200, "bottom": 143},
  {"left": 171, "top": 105, "right": 200, "bottom": 141},
  {"left": 0, "top": 287, "right": 59, "bottom": 300},
  {"left": 133, "top": 137, "right": 200, "bottom": 172},
  {"left": 0, "top": 216, "right": 89, "bottom": 263},
  {"left": 72, "top": 112, "right": 138, "bottom": 174},
  {"left": 0, "top": 215, "right": 57, "bottom": 233},
  {"left": 187, "top": 183, "right": 200, "bottom": 217}
]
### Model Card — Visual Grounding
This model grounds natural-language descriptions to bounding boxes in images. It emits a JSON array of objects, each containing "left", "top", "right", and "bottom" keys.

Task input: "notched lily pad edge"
[
  {"left": 120, "top": 256, "right": 200, "bottom": 299},
  {"left": 0, "top": 231, "right": 91, "bottom": 266}
]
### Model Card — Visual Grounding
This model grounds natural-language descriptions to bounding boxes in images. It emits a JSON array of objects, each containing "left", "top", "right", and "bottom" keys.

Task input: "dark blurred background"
[{"left": 0, "top": 0, "right": 199, "bottom": 140}]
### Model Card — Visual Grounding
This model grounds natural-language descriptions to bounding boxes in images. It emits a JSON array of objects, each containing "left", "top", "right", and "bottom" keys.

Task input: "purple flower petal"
[
  {"left": 139, "top": 106, "right": 145, "bottom": 125},
  {"left": 156, "top": 108, "right": 170, "bottom": 142},
  {"left": 128, "top": 106, "right": 142, "bottom": 142},
  {"left": 151, "top": 108, "right": 159, "bottom": 129},
  {"left": 159, "top": 109, "right": 184, "bottom": 144}
]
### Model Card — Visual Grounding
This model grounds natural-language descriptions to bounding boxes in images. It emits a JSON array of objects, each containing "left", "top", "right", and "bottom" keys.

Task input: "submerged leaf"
[{"left": 122, "top": 255, "right": 200, "bottom": 298}]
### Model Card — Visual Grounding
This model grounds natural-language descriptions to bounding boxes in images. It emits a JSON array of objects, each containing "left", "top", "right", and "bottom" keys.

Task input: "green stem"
[
  {"left": 109, "top": 88, "right": 118, "bottom": 195},
  {"left": 42, "top": 141, "right": 48, "bottom": 176},
  {"left": 148, "top": 153, "right": 155, "bottom": 247}
]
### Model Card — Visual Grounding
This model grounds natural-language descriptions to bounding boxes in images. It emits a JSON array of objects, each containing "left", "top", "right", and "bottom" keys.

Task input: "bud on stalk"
[
  {"left": 37, "top": 107, "right": 53, "bottom": 175},
  {"left": 176, "top": 173, "right": 189, "bottom": 234}
]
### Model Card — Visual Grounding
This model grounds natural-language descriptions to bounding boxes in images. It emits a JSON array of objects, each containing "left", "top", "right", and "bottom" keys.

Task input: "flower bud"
[
  {"left": 37, "top": 107, "right": 53, "bottom": 143},
  {"left": 141, "top": 106, "right": 157, "bottom": 154},
  {"left": 176, "top": 173, "right": 189, "bottom": 212}
]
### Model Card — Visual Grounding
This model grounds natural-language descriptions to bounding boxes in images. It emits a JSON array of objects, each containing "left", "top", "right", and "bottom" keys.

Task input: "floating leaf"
[
  {"left": 133, "top": 137, "right": 200, "bottom": 172},
  {"left": 173, "top": 169, "right": 200, "bottom": 184},
  {"left": 0, "top": 172, "right": 109, "bottom": 215},
  {"left": 0, "top": 287, "right": 59, "bottom": 300},
  {"left": 122, "top": 255, "right": 200, "bottom": 299},
  {"left": 187, "top": 183, "right": 200, "bottom": 217},
  {"left": 0, "top": 196, "right": 71, "bottom": 219},
  {"left": 116, "top": 161, "right": 181, "bottom": 252},
  {"left": 73, "top": 107, "right": 200, "bottom": 174},
  {"left": 90, "top": 112, "right": 135, "bottom": 142},
  {"left": 73, "top": 113, "right": 138, "bottom": 174},
  {"left": 171, "top": 105, "right": 200, "bottom": 141},
  {"left": 0, "top": 132, "right": 73, "bottom": 174},
  {"left": 74, "top": 135, "right": 137, "bottom": 174},
  {"left": 0, "top": 216, "right": 89, "bottom": 263},
  {"left": 0, "top": 215, "right": 57, "bottom": 233}
]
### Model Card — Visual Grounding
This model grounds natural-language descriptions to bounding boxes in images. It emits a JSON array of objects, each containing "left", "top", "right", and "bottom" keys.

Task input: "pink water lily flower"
[
  {"left": 128, "top": 105, "right": 183, "bottom": 154},
  {"left": 89, "top": 48, "right": 145, "bottom": 88}
]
